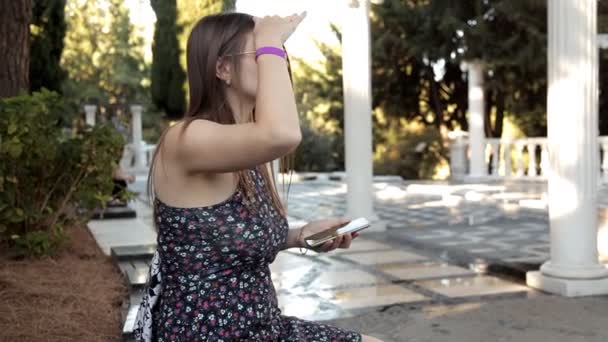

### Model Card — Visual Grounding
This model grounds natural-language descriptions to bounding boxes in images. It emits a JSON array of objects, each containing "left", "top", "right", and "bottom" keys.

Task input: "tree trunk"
[
  {"left": 484, "top": 89, "right": 494, "bottom": 138},
  {"left": 483, "top": 89, "right": 506, "bottom": 138},
  {"left": 428, "top": 67, "right": 444, "bottom": 130},
  {"left": 0, "top": 0, "right": 32, "bottom": 98},
  {"left": 493, "top": 92, "right": 505, "bottom": 138}
]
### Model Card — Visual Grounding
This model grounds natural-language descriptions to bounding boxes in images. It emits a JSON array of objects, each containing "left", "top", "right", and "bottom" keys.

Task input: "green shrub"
[
  {"left": 374, "top": 119, "right": 448, "bottom": 180},
  {"left": 294, "top": 118, "right": 340, "bottom": 172},
  {"left": 0, "top": 89, "right": 125, "bottom": 257}
]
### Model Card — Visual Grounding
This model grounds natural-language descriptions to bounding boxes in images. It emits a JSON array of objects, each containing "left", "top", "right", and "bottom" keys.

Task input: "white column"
[
  {"left": 84, "top": 105, "right": 97, "bottom": 127},
  {"left": 527, "top": 0, "right": 608, "bottom": 297},
  {"left": 130, "top": 104, "right": 146, "bottom": 171},
  {"left": 467, "top": 61, "right": 486, "bottom": 178},
  {"left": 341, "top": 0, "right": 383, "bottom": 230}
]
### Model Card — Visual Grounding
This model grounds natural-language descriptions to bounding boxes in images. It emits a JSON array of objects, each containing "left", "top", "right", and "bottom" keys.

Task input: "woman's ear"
[{"left": 216, "top": 58, "right": 232, "bottom": 86}]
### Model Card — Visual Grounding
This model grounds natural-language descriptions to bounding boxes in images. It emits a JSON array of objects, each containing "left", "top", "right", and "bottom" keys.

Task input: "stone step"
[
  {"left": 117, "top": 258, "right": 152, "bottom": 290},
  {"left": 122, "top": 303, "right": 139, "bottom": 340},
  {"left": 111, "top": 244, "right": 156, "bottom": 261},
  {"left": 91, "top": 205, "right": 137, "bottom": 220},
  {"left": 88, "top": 219, "right": 157, "bottom": 256},
  {"left": 120, "top": 286, "right": 145, "bottom": 341}
]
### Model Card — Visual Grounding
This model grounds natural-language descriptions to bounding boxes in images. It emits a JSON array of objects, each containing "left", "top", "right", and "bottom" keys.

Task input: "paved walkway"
[
  {"left": 327, "top": 295, "right": 608, "bottom": 342},
  {"left": 285, "top": 177, "right": 608, "bottom": 278},
  {"left": 272, "top": 239, "right": 534, "bottom": 322}
]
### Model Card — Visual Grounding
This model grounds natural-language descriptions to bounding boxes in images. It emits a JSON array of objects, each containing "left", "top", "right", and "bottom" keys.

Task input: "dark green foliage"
[
  {"left": 293, "top": 0, "right": 564, "bottom": 177},
  {"left": 294, "top": 118, "right": 340, "bottom": 172},
  {"left": 151, "top": 0, "right": 187, "bottom": 119},
  {"left": 293, "top": 35, "right": 346, "bottom": 171},
  {"left": 601, "top": 50, "right": 608, "bottom": 136},
  {"left": 222, "top": 0, "right": 236, "bottom": 11},
  {"left": 372, "top": 0, "right": 548, "bottom": 137},
  {"left": 373, "top": 123, "right": 448, "bottom": 180},
  {"left": 30, "top": 0, "right": 67, "bottom": 93},
  {"left": 0, "top": 90, "right": 125, "bottom": 257}
]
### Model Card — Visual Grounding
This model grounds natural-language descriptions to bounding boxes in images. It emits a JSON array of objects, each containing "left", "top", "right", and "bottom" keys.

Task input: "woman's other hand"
[{"left": 298, "top": 218, "right": 360, "bottom": 253}]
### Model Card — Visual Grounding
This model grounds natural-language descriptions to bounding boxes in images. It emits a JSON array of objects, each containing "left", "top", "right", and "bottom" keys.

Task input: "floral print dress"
[{"left": 133, "top": 166, "right": 362, "bottom": 341}]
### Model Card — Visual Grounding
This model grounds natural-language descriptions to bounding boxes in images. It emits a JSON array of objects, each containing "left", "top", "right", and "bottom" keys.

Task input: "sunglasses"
[{"left": 222, "top": 50, "right": 257, "bottom": 58}]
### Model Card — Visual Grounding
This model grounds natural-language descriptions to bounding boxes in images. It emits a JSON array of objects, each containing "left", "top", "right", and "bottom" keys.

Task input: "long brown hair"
[{"left": 146, "top": 12, "right": 295, "bottom": 226}]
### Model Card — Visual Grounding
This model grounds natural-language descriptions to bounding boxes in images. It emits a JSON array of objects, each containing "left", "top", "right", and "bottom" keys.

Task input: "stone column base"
[{"left": 527, "top": 270, "right": 608, "bottom": 297}]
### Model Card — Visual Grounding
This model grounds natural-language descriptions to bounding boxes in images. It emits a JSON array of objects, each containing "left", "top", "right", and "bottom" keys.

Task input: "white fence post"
[
  {"left": 448, "top": 131, "right": 468, "bottom": 181},
  {"left": 130, "top": 104, "right": 146, "bottom": 171},
  {"left": 527, "top": 142, "right": 537, "bottom": 177},
  {"left": 503, "top": 142, "right": 512, "bottom": 177},
  {"left": 84, "top": 105, "right": 97, "bottom": 127}
]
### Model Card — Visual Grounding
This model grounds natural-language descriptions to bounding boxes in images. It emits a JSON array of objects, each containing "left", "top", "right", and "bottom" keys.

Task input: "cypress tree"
[
  {"left": 151, "top": 0, "right": 186, "bottom": 119},
  {"left": 30, "top": 0, "right": 67, "bottom": 93},
  {"left": 222, "top": 0, "right": 236, "bottom": 11}
]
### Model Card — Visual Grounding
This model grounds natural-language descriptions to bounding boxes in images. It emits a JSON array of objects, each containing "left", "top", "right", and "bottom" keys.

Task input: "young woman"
[{"left": 133, "top": 12, "right": 383, "bottom": 342}]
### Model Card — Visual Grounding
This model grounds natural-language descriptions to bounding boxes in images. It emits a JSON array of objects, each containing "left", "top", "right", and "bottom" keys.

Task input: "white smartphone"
[{"left": 304, "top": 217, "right": 370, "bottom": 248}]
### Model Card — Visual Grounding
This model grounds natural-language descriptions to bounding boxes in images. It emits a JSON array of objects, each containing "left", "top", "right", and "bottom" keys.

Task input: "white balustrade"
[
  {"left": 128, "top": 135, "right": 608, "bottom": 180},
  {"left": 121, "top": 142, "right": 156, "bottom": 173},
  {"left": 84, "top": 105, "right": 97, "bottom": 127},
  {"left": 451, "top": 136, "right": 608, "bottom": 182}
]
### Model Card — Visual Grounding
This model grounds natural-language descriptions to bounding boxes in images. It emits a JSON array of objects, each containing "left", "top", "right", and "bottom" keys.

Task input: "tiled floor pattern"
[
  {"left": 271, "top": 237, "right": 532, "bottom": 321},
  {"left": 283, "top": 179, "right": 608, "bottom": 267}
]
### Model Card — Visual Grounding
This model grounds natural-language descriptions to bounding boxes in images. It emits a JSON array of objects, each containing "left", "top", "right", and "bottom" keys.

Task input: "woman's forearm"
[
  {"left": 254, "top": 42, "right": 301, "bottom": 144},
  {"left": 282, "top": 227, "right": 304, "bottom": 250}
]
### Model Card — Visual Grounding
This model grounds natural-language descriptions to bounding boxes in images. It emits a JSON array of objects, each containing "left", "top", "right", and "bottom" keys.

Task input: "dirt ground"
[{"left": 0, "top": 225, "right": 128, "bottom": 342}]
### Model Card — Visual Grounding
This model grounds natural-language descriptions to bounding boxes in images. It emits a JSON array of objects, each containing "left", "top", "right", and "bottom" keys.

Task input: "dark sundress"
[{"left": 133, "top": 166, "right": 362, "bottom": 341}]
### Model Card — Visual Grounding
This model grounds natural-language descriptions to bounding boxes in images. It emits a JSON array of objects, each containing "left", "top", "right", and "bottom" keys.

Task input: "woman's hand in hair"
[{"left": 253, "top": 12, "right": 307, "bottom": 48}]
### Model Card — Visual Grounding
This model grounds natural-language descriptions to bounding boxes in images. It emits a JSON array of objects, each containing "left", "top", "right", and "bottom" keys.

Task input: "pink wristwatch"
[{"left": 255, "top": 46, "right": 287, "bottom": 60}]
